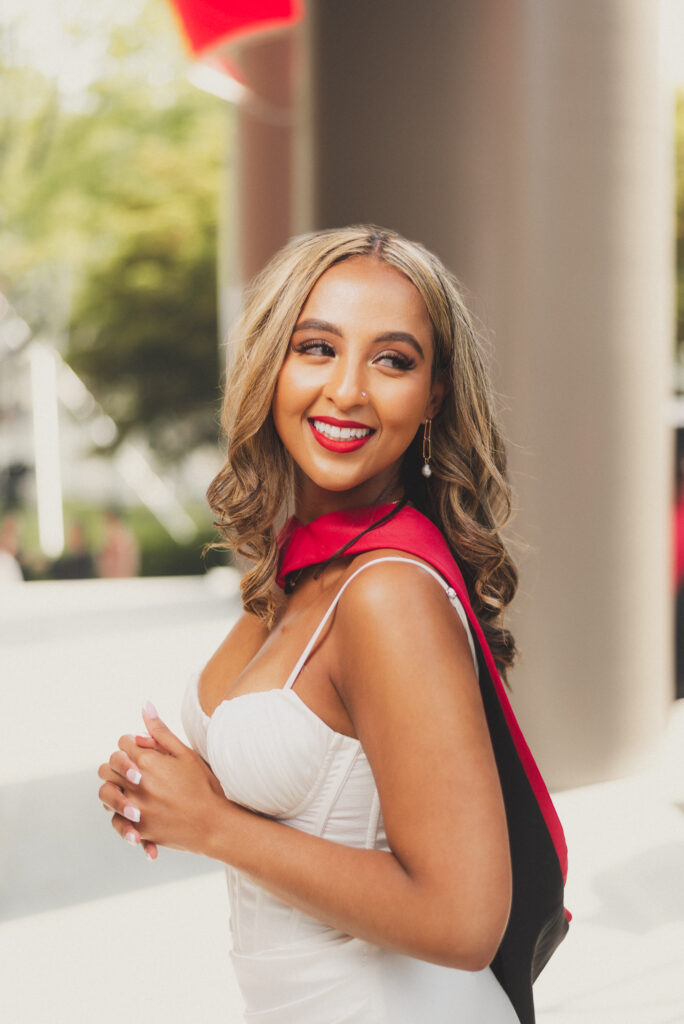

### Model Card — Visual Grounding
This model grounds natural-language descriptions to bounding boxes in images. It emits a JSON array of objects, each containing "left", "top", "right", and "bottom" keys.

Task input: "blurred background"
[
  {"left": 1, "top": 1, "right": 684, "bottom": 1022},
  {"left": 0, "top": 0, "right": 229, "bottom": 581}
]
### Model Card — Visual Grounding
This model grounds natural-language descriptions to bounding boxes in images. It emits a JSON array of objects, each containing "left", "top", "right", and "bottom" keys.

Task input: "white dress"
[{"left": 182, "top": 556, "right": 520, "bottom": 1023}]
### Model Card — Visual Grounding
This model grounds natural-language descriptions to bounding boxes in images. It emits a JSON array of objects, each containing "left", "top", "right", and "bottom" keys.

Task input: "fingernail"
[
  {"left": 145, "top": 849, "right": 155, "bottom": 862},
  {"left": 126, "top": 768, "right": 142, "bottom": 785},
  {"left": 125, "top": 831, "right": 139, "bottom": 846},
  {"left": 123, "top": 805, "right": 141, "bottom": 823},
  {"left": 143, "top": 700, "right": 158, "bottom": 719}
]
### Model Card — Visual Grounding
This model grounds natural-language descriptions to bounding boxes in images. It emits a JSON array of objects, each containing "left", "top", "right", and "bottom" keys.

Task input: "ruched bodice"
[
  {"left": 213, "top": 690, "right": 365, "bottom": 822},
  {"left": 183, "top": 680, "right": 385, "bottom": 844},
  {"left": 181, "top": 557, "right": 519, "bottom": 1023}
]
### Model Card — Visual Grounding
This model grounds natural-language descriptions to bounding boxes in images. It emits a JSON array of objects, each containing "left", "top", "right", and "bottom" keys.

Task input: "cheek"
[
  {"left": 271, "top": 390, "right": 289, "bottom": 447},
  {"left": 376, "top": 379, "right": 432, "bottom": 431},
  {"left": 272, "top": 363, "right": 310, "bottom": 440}
]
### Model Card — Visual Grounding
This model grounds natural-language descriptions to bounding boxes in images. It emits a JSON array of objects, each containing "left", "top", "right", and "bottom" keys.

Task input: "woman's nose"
[{"left": 323, "top": 357, "right": 368, "bottom": 410}]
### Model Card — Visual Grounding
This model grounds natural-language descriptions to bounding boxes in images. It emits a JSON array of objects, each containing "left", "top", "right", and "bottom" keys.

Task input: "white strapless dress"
[{"left": 182, "top": 557, "right": 520, "bottom": 1023}]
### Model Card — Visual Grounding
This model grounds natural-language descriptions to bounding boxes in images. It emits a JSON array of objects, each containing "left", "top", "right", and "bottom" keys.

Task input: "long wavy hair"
[{"left": 207, "top": 225, "right": 519, "bottom": 677}]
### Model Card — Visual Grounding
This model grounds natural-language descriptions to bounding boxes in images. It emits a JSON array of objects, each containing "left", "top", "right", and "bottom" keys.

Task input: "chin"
[
  {"left": 294, "top": 451, "right": 403, "bottom": 501},
  {"left": 304, "top": 469, "right": 400, "bottom": 505},
  {"left": 313, "top": 476, "right": 370, "bottom": 495}
]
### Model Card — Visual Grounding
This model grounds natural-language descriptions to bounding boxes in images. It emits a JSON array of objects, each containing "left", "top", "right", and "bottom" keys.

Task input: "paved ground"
[{"left": 1, "top": 576, "right": 683, "bottom": 1024}]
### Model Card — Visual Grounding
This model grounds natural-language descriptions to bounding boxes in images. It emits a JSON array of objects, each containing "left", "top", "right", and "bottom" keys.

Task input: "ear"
[{"left": 425, "top": 374, "right": 447, "bottom": 420}]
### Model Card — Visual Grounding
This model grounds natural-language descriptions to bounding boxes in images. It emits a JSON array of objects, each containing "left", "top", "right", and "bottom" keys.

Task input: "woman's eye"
[
  {"left": 294, "top": 339, "right": 335, "bottom": 357},
  {"left": 374, "top": 350, "right": 415, "bottom": 371}
]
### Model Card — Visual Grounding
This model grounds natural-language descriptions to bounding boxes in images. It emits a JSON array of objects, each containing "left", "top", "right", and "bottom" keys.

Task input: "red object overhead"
[{"left": 169, "top": 0, "right": 302, "bottom": 55}]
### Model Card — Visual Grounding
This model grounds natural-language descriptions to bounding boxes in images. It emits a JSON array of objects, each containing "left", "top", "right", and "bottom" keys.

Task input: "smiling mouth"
[{"left": 308, "top": 418, "right": 375, "bottom": 452}]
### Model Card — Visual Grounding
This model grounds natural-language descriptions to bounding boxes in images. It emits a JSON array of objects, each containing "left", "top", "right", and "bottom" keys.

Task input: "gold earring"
[{"left": 421, "top": 419, "right": 432, "bottom": 478}]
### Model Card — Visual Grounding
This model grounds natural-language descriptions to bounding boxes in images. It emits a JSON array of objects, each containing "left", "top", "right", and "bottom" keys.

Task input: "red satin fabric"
[{"left": 169, "top": 0, "right": 302, "bottom": 55}]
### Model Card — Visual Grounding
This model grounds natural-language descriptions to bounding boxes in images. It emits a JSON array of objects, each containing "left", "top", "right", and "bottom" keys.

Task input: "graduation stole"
[{"left": 278, "top": 502, "right": 570, "bottom": 1024}]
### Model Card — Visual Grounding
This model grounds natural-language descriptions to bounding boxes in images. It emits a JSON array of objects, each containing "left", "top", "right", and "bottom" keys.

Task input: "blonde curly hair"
[{"left": 207, "top": 225, "right": 519, "bottom": 677}]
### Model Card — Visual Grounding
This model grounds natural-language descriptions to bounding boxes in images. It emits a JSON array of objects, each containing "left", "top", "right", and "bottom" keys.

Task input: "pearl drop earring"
[{"left": 421, "top": 419, "right": 433, "bottom": 478}]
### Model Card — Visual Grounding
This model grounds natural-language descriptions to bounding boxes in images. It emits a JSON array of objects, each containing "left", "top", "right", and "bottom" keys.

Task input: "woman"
[{"left": 98, "top": 226, "right": 568, "bottom": 1024}]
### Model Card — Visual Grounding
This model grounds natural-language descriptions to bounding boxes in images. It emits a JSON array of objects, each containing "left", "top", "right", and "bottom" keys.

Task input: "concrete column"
[
  {"left": 506, "top": 1, "right": 673, "bottom": 788},
  {"left": 219, "top": 28, "right": 299, "bottom": 339},
  {"left": 304, "top": 0, "right": 674, "bottom": 788},
  {"left": 218, "top": 26, "right": 314, "bottom": 344}
]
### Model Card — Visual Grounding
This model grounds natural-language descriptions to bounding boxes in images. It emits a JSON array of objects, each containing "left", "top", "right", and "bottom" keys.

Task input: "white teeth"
[{"left": 312, "top": 420, "right": 372, "bottom": 441}]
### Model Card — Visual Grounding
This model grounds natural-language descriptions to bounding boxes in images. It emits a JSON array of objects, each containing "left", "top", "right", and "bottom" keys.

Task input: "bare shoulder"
[
  {"left": 331, "top": 548, "right": 477, "bottom": 701},
  {"left": 336, "top": 548, "right": 469, "bottom": 643},
  {"left": 341, "top": 547, "right": 447, "bottom": 590}
]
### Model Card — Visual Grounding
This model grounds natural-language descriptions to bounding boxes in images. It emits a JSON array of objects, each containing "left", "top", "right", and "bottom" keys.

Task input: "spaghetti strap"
[{"left": 283, "top": 556, "right": 478, "bottom": 691}]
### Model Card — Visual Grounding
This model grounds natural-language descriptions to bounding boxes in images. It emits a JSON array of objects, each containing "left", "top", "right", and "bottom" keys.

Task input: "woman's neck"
[{"left": 293, "top": 472, "right": 404, "bottom": 526}]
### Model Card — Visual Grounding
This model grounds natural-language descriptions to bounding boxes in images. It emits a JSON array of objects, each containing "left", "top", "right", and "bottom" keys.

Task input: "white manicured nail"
[
  {"left": 126, "top": 768, "right": 142, "bottom": 785},
  {"left": 143, "top": 700, "right": 158, "bottom": 719},
  {"left": 125, "top": 831, "right": 139, "bottom": 846},
  {"left": 123, "top": 805, "right": 141, "bottom": 823}
]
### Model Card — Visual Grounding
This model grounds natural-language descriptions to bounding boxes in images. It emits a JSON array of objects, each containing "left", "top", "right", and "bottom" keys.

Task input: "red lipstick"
[
  {"left": 311, "top": 416, "right": 371, "bottom": 429},
  {"left": 308, "top": 417, "right": 375, "bottom": 453}
]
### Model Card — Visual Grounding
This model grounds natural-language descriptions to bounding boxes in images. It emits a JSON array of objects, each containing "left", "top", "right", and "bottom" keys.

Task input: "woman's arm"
[{"left": 99, "top": 561, "right": 511, "bottom": 970}]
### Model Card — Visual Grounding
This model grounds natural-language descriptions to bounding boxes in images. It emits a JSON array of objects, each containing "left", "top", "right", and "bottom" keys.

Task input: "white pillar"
[
  {"left": 502, "top": 0, "right": 674, "bottom": 787},
  {"left": 304, "top": 0, "right": 674, "bottom": 787}
]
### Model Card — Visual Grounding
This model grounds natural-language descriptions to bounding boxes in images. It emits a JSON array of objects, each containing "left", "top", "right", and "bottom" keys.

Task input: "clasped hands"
[{"left": 98, "top": 701, "right": 226, "bottom": 861}]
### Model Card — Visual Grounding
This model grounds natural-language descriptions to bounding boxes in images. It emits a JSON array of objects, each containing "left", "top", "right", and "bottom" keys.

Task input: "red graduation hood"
[{"left": 168, "top": 0, "right": 303, "bottom": 56}]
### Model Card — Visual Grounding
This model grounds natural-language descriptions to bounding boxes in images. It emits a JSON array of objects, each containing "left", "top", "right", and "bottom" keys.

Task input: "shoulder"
[
  {"left": 331, "top": 549, "right": 475, "bottom": 687},
  {"left": 329, "top": 550, "right": 486, "bottom": 793},
  {"left": 337, "top": 549, "right": 455, "bottom": 617}
]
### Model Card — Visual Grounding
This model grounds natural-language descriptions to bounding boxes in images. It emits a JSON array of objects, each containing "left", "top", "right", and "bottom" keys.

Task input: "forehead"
[{"left": 298, "top": 257, "right": 432, "bottom": 336}]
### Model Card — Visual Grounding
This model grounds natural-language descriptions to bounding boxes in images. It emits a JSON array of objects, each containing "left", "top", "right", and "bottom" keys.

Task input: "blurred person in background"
[
  {"left": 0, "top": 513, "right": 24, "bottom": 583},
  {"left": 97, "top": 507, "right": 140, "bottom": 578},
  {"left": 98, "top": 227, "right": 569, "bottom": 1024},
  {"left": 51, "top": 521, "right": 95, "bottom": 580}
]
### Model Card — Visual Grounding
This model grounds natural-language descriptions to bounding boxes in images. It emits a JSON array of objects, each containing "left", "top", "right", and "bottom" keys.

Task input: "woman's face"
[{"left": 272, "top": 256, "right": 444, "bottom": 516}]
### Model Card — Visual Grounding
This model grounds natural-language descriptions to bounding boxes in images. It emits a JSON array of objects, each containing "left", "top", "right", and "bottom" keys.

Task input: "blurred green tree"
[
  {"left": 0, "top": 0, "right": 230, "bottom": 458},
  {"left": 65, "top": 76, "right": 227, "bottom": 456}
]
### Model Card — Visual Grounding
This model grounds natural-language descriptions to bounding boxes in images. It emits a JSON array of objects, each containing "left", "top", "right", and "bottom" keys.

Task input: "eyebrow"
[
  {"left": 293, "top": 318, "right": 344, "bottom": 336},
  {"left": 292, "top": 319, "right": 425, "bottom": 360}
]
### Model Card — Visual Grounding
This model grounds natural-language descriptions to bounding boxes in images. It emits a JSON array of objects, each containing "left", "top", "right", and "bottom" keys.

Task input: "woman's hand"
[
  {"left": 131, "top": 728, "right": 163, "bottom": 860},
  {"left": 98, "top": 702, "right": 227, "bottom": 859},
  {"left": 97, "top": 724, "right": 161, "bottom": 860},
  {"left": 98, "top": 727, "right": 164, "bottom": 861}
]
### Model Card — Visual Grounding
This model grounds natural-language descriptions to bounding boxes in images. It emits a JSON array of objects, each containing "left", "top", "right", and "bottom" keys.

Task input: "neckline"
[{"left": 193, "top": 674, "right": 360, "bottom": 744}]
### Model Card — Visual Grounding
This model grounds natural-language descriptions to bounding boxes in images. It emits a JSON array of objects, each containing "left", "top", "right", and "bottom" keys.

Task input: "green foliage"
[
  {"left": 119, "top": 503, "right": 227, "bottom": 577},
  {"left": 17, "top": 501, "right": 228, "bottom": 579},
  {"left": 0, "top": 0, "right": 231, "bottom": 457},
  {"left": 137, "top": 522, "right": 228, "bottom": 577},
  {"left": 66, "top": 88, "right": 226, "bottom": 453}
]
